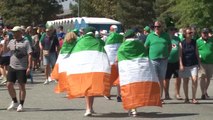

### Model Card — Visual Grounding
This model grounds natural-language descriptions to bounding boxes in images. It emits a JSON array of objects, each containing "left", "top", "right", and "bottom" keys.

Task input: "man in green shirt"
[
  {"left": 145, "top": 21, "right": 172, "bottom": 103},
  {"left": 164, "top": 27, "right": 182, "bottom": 100},
  {"left": 197, "top": 28, "right": 213, "bottom": 100}
]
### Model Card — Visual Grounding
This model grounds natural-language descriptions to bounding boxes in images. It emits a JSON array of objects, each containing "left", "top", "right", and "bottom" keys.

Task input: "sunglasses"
[
  {"left": 186, "top": 32, "right": 193, "bottom": 35},
  {"left": 154, "top": 26, "right": 161, "bottom": 28}
]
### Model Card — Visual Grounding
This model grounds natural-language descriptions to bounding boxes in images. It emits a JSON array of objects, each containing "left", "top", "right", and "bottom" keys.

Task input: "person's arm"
[
  {"left": 2, "top": 36, "right": 10, "bottom": 53},
  {"left": 26, "top": 42, "right": 33, "bottom": 75},
  {"left": 179, "top": 42, "right": 184, "bottom": 71},
  {"left": 195, "top": 43, "right": 201, "bottom": 69}
]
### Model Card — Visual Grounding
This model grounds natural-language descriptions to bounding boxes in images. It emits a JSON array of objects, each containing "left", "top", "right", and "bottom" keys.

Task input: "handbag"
[{"left": 43, "top": 50, "right": 49, "bottom": 56}]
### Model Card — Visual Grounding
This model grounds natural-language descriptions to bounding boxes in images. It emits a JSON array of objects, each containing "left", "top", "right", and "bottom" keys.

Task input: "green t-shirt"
[
  {"left": 197, "top": 37, "right": 213, "bottom": 64},
  {"left": 168, "top": 36, "right": 180, "bottom": 63},
  {"left": 24, "top": 34, "right": 33, "bottom": 46},
  {"left": 145, "top": 32, "right": 171, "bottom": 60},
  {"left": 178, "top": 33, "right": 184, "bottom": 41}
]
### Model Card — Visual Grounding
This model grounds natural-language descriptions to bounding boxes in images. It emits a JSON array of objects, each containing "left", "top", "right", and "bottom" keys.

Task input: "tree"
[
  {"left": 117, "top": 0, "right": 155, "bottom": 29},
  {"left": 69, "top": 3, "right": 78, "bottom": 17},
  {"left": 155, "top": 0, "right": 213, "bottom": 28},
  {"left": 0, "top": 0, "right": 63, "bottom": 26}
]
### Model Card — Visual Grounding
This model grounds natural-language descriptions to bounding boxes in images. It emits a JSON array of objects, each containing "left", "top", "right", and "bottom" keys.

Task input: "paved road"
[{"left": 0, "top": 70, "right": 213, "bottom": 120}]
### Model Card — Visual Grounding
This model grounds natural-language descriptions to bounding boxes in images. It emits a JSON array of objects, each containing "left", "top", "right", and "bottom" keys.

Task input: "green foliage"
[
  {"left": 0, "top": 0, "right": 63, "bottom": 26},
  {"left": 117, "top": 0, "right": 155, "bottom": 29},
  {"left": 155, "top": 0, "right": 213, "bottom": 28}
]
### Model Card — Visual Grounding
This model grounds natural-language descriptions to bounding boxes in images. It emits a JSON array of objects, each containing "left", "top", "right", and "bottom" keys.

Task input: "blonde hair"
[{"left": 64, "top": 32, "right": 77, "bottom": 43}]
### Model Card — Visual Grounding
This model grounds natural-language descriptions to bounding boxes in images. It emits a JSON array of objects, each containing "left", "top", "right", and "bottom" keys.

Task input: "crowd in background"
[{"left": 0, "top": 21, "right": 213, "bottom": 117}]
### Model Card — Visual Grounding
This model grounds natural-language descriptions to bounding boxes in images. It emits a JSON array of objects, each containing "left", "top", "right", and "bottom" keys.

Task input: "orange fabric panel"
[
  {"left": 54, "top": 72, "right": 69, "bottom": 93},
  {"left": 110, "top": 64, "right": 120, "bottom": 86},
  {"left": 51, "top": 63, "right": 59, "bottom": 80},
  {"left": 66, "top": 72, "right": 111, "bottom": 99},
  {"left": 121, "top": 82, "right": 162, "bottom": 110}
]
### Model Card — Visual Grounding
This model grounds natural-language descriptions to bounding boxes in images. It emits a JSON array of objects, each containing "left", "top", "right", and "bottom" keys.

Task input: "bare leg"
[
  {"left": 45, "top": 64, "right": 50, "bottom": 80},
  {"left": 18, "top": 83, "right": 26, "bottom": 104},
  {"left": 191, "top": 76, "right": 198, "bottom": 100},
  {"left": 85, "top": 96, "right": 94, "bottom": 111},
  {"left": 200, "top": 76, "right": 205, "bottom": 95},
  {"left": 163, "top": 79, "right": 170, "bottom": 99},
  {"left": 7, "top": 82, "right": 16, "bottom": 99},
  {"left": 117, "top": 85, "right": 121, "bottom": 96},
  {"left": 205, "top": 78, "right": 210, "bottom": 95},
  {"left": 159, "top": 79, "right": 164, "bottom": 99},
  {"left": 183, "top": 78, "right": 189, "bottom": 100},
  {"left": 175, "top": 77, "right": 181, "bottom": 97}
]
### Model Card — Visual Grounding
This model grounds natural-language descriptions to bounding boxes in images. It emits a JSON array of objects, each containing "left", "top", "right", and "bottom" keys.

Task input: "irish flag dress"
[
  {"left": 104, "top": 32, "right": 123, "bottom": 85},
  {"left": 117, "top": 38, "right": 162, "bottom": 110},
  {"left": 52, "top": 34, "right": 111, "bottom": 99}
]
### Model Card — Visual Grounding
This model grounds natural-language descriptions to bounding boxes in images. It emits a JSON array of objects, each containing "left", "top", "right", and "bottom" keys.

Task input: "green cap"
[
  {"left": 72, "top": 29, "right": 79, "bottom": 35},
  {"left": 124, "top": 29, "right": 135, "bottom": 38},
  {"left": 83, "top": 26, "right": 96, "bottom": 34},
  {"left": 144, "top": 26, "right": 150, "bottom": 32}
]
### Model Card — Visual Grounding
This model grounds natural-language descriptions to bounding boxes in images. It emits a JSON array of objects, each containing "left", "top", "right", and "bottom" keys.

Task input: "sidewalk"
[{"left": 0, "top": 71, "right": 213, "bottom": 120}]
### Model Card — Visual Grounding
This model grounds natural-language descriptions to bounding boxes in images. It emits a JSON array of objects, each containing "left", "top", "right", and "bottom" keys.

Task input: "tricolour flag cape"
[
  {"left": 51, "top": 40, "right": 76, "bottom": 93},
  {"left": 52, "top": 34, "right": 111, "bottom": 99},
  {"left": 118, "top": 38, "right": 162, "bottom": 110},
  {"left": 104, "top": 32, "right": 123, "bottom": 85}
]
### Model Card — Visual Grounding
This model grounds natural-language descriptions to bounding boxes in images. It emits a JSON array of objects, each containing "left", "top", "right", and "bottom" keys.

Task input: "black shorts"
[
  {"left": 165, "top": 62, "right": 179, "bottom": 79},
  {"left": 0, "top": 56, "right": 10, "bottom": 66},
  {"left": 7, "top": 66, "right": 27, "bottom": 84}
]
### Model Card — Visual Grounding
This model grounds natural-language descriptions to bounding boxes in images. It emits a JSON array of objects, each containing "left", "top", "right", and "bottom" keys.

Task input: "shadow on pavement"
[
  {"left": 24, "top": 108, "right": 84, "bottom": 112},
  {"left": 92, "top": 112, "right": 199, "bottom": 118}
]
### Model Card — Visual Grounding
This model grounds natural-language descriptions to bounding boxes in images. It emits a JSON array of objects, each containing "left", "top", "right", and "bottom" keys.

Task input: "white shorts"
[{"left": 179, "top": 65, "right": 198, "bottom": 78}]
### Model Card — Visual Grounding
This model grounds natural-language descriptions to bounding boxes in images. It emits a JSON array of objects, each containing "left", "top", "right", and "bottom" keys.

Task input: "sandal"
[
  {"left": 205, "top": 93, "right": 210, "bottom": 98},
  {"left": 176, "top": 95, "right": 183, "bottom": 100},
  {"left": 192, "top": 99, "right": 199, "bottom": 104},
  {"left": 161, "top": 99, "right": 165, "bottom": 104}
]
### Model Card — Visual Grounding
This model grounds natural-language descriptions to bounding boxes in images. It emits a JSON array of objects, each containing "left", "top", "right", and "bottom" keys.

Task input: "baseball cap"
[
  {"left": 202, "top": 28, "right": 209, "bottom": 33},
  {"left": 12, "top": 26, "right": 22, "bottom": 32}
]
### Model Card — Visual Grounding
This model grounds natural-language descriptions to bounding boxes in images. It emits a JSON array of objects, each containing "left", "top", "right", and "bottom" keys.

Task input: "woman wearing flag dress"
[
  {"left": 51, "top": 27, "right": 111, "bottom": 116},
  {"left": 117, "top": 29, "right": 162, "bottom": 117}
]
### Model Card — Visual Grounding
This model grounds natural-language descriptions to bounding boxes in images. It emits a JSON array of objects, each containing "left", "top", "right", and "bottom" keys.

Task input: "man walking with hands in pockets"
[{"left": 3, "top": 26, "right": 32, "bottom": 112}]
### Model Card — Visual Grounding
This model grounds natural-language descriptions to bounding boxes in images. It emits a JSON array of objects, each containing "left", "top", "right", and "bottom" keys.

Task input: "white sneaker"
[
  {"left": 43, "top": 79, "right": 49, "bottom": 85},
  {"left": 128, "top": 109, "right": 137, "bottom": 117},
  {"left": 84, "top": 110, "right": 92, "bottom": 116},
  {"left": 48, "top": 77, "right": 57, "bottom": 83},
  {"left": 17, "top": 104, "right": 24, "bottom": 112},
  {"left": 7, "top": 101, "right": 19, "bottom": 111}
]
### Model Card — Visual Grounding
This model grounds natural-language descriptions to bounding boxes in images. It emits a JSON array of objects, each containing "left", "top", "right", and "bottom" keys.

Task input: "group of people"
[{"left": 0, "top": 20, "right": 212, "bottom": 118}]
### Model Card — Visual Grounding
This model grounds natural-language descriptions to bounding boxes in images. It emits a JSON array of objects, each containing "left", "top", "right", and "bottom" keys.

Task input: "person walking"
[
  {"left": 144, "top": 21, "right": 172, "bottom": 103},
  {"left": 39, "top": 26, "right": 59, "bottom": 84},
  {"left": 118, "top": 29, "right": 161, "bottom": 117},
  {"left": 3, "top": 26, "right": 32, "bottom": 112},
  {"left": 104, "top": 25, "right": 123, "bottom": 102},
  {"left": 164, "top": 27, "right": 182, "bottom": 100},
  {"left": 197, "top": 28, "right": 213, "bottom": 100},
  {"left": 179, "top": 27, "right": 200, "bottom": 104}
]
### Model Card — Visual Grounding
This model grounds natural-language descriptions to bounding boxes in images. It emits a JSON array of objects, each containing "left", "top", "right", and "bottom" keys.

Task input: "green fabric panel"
[
  {"left": 118, "top": 39, "right": 148, "bottom": 61},
  {"left": 105, "top": 32, "right": 124, "bottom": 45}
]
